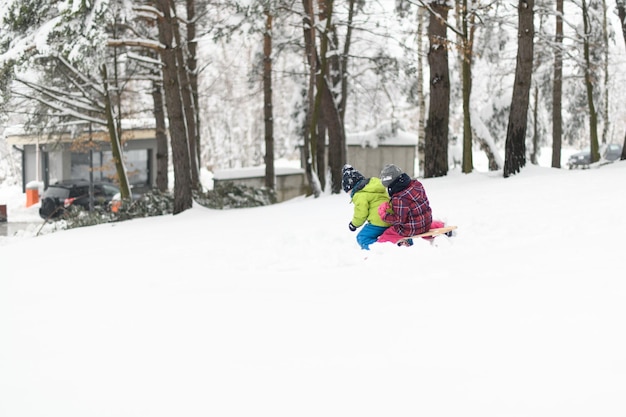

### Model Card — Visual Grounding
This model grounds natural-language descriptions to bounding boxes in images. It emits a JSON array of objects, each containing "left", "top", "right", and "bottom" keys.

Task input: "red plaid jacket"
[{"left": 382, "top": 178, "right": 432, "bottom": 237}]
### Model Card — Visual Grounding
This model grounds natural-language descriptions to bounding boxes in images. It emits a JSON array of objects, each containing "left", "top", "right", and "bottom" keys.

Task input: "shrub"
[
  {"left": 194, "top": 182, "right": 276, "bottom": 209},
  {"left": 55, "top": 183, "right": 275, "bottom": 230}
]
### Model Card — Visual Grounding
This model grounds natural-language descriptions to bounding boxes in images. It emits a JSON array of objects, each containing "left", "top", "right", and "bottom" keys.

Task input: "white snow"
[{"left": 1, "top": 153, "right": 624, "bottom": 417}]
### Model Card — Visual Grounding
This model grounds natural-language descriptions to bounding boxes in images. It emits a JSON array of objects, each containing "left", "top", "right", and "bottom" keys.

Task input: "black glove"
[{"left": 348, "top": 222, "right": 357, "bottom": 232}]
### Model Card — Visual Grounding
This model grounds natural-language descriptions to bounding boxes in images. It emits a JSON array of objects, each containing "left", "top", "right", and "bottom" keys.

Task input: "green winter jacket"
[{"left": 350, "top": 177, "right": 391, "bottom": 228}]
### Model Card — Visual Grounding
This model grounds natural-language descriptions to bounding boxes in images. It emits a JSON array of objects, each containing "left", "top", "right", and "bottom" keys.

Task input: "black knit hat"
[
  {"left": 380, "top": 164, "right": 403, "bottom": 187},
  {"left": 342, "top": 164, "right": 365, "bottom": 192}
]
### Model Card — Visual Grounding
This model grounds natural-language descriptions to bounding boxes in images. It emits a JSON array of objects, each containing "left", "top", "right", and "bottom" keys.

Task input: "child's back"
[{"left": 342, "top": 164, "right": 390, "bottom": 250}]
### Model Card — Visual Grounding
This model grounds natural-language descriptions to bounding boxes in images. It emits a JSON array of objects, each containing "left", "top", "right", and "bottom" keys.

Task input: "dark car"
[
  {"left": 39, "top": 180, "right": 120, "bottom": 219},
  {"left": 567, "top": 143, "right": 623, "bottom": 169},
  {"left": 604, "top": 143, "right": 623, "bottom": 161},
  {"left": 567, "top": 149, "right": 591, "bottom": 169}
]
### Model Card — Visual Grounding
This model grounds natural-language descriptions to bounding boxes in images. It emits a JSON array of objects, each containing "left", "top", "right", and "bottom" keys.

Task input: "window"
[
  {"left": 70, "top": 152, "right": 93, "bottom": 181},
  {"left": 70, "top": 149, "right": 150, "bottom": 186}
]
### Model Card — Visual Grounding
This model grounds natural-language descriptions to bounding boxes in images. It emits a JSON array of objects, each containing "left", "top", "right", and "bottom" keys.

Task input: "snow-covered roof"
[
  {"left": 5, "top": 118, "right": 156, "bottom": 135},
  {"left": 4, "top": 119, "right": 158, "bottom": 145},
  {"left": 346, "top": 125, "right": 417, "bottom": 148}
]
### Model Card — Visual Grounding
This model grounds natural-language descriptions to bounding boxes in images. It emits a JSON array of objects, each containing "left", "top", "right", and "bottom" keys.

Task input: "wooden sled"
[{"left": 396, "top": 225, "right": 458, "bottom": 245}]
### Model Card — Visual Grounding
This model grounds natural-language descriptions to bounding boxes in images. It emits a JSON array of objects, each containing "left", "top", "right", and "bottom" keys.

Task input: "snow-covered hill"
[{"left": 1, "top": 158, "right": 624, "bottom": 417}]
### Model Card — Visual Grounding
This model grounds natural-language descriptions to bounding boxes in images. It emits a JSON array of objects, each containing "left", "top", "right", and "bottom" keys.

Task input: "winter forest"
[{"left": 1, "top": 0, "right": 626, "bottom": 213}]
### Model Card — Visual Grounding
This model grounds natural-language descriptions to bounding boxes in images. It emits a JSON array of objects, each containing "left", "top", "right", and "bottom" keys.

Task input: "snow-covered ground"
[
  {"left": 2, "top": 0, "right": 625, "bottom": 412},
  {"left": 1, "top": 150, "right": 625, "bottom": 417}
]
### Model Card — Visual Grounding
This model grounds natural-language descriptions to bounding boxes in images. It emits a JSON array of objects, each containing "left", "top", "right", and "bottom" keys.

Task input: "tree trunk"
[
  {"left": 101, "top": 64, "right": 131, "bottom": 200},
  {"left": 618, "top": 1, "right": 626, "bottom": 160},
  {"left": 263, "top": 10, "right": 275, "bottom": 191},
  {"left": 461, "top": 0, "right": 475, "bottom": 174},
  {"left": 186, "top": 0, "right": 202, "bottom": 177},
  {"left": 552, "top": 0, "right": 563, "bottom": 168},
  {"left": 531, "top": 85, "right": 539, "bottom": 164},
  {"left": 319, "top": 0, "right": 345, "bottom": 194},
  {"left": 503, "top": 0, "right": 534, "bottom": 178},
  {"left": 424, "top": 1, "right": 451, "bottom": 178},
  {"left": 582, "top": 0, "right": 600, "bottom": 163},
  {"left": 316, "top": 120, "right": 326, "bottom": 191},
  {"left": 601, "top": 0, "right": 609, "bottom": 145},
  {"left": 155, "top": 0, "right": 193, "bottom": 214},
  {"left": 338, "top": 0, "right": 356, "bottom": 123},
  {"left": 313, "top": 13, "right": 326, "bottom": 193},
  {"left": 301, "top": 0, "right": 322, "bottom": 197},
  {"left": 417, "top": 6, "right": 427, "bottom": 177},
  {"left": 303, "top": 0, "right": 345, "bottom": 194},
  {"left": 321, "top": 80, "right": 346, "bottom": 194},
  {"left": 170, "top": 0, "right": 199, "bottom": 191},
  {"left": 152, "top": 78, "right": 169, "bottom": 192}
]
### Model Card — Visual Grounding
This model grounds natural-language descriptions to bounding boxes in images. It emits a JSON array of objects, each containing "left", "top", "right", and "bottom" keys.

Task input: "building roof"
[
  {"left": 4, "top": 119, "right": 157, "bottom": 145},
  {"left": 346, "top": 126, "right": 417, "bottom": 148}
]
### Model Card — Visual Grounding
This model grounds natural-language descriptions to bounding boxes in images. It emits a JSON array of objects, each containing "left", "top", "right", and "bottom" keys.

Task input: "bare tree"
[
  {"left": 581, "top": 0, "right": 600, "bottom": 164},
  {"left": 335, "top": 0, "right": 356, "bottom": 124},
  {"left": 416, "top": 6, "right": 427, "bottom": 177},
  {"left": 187, "top": 0, "right": 202, "bottom": 176},
  {"left": 102, "top": 64, "right": 132, "bottom": 200},
  {"left": 318, "top": 0, "right": 346, "bottom": 194},
  {"left": 504, "top": 0, "right": 534, "bottom": 178},
  {"left": 552, "top": 0, "right": 563, "bottom": 168},
  {"left": 301, "top": 0, "right": 346, "bottom": 194},
  {"left": 601, "top": 0, "right": 610, "bottom": 145},
  {"left": 301, "top": 0, "right": 323, "bottom": 197},
  {"left": 263, "top": 5, "right": 275, "bottom": 191},
  {"left": 154, "top": 0, "right": 193, "bottom": 213},
  {"left": 168, "top": 2, "right": 200, "bottom": 191},
  {"left": 457, "top": 0, "right": 475, "bottom": 173},
  {"left": 424, "top": 0, "right": 451, "bottom": 178},
  {"left": 152, "top": 76, "right": 169, "bottom": 192},
  {"left": 617, "top": 0, "right": 626, "bottom": 160},
  {"left": 326, "top": 0, "right": 354, "bottom": 192}
]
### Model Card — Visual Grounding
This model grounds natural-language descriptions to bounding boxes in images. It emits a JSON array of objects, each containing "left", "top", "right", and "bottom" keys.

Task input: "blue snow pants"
[{"left": 357, "top": 223, "right": 388, "bottom": 250}]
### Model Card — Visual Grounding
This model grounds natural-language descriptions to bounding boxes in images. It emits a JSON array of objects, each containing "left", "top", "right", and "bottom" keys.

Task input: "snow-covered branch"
[
  {"left": 12, "top": 87, "right": 107, "bottom": 126},
  {"left": 58, "top": 56, "right": 105, "bottom": 97},
  {"left": 107, "top": 38, "right": 164, "bottom": 52},
  {"left": 15, "top": 78, "right": 104, "bottom": 119}
]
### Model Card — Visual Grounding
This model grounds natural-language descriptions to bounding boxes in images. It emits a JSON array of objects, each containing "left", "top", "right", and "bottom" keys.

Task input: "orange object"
[{"left": 26, "top": 188, "right": 39, "bottom": 207}]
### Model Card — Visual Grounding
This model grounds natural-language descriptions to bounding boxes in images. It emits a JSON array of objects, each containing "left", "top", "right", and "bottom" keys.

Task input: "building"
[
  {"left": 5, "top": 120, "right": 158, "bottom": 194},
  {"left": 299, "top": 125, "right": 418, "bottom": 180},
  {"left": 7, "top": 121, "right": 418, "bottom": 203},
  {"left": 344, "top": 126, "right": 417, "bottom": 178},
  {"left": 212, "top": 166, "right": 307, "bottom": 202}
]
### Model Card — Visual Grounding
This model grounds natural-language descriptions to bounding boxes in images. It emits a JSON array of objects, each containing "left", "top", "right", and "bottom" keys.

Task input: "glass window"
[
  {"left": 124, "top": 149, "right": 149, "bottom": 185},
  {"left": 70, "top": 149, "right": 149, "bottom": 186},
  {"left": 70, "top": 152, "right": 92, "bottom": 181}
]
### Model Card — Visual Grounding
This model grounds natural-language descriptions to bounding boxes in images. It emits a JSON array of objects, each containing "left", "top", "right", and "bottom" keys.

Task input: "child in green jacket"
[{"left": 342, "top": 164, "right": 390, "bottom": 250}]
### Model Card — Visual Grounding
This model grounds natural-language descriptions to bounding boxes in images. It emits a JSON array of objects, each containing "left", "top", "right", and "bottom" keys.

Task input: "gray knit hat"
[{"left": 380, "top": 164, "right": 403, "bottom": 187}]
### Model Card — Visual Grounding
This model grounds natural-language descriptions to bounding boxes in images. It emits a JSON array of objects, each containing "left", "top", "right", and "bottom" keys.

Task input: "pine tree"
[{"left": 0, "top": 0, "right": 136, "bottom": 199}]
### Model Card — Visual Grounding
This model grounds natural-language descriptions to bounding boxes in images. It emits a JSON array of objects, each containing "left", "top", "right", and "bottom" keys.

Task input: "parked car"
[
  {"left": 39, "top": 180, "right": 120, "bottom": 219},
  {"left": 567, "top": 149, "right": 591, "bottom": 169},
  {"left": 567, "top": 143, "right": 623, "bottom": 169},
  {"left": 604, "top": 143, "right": 623, "bottom": 161}
]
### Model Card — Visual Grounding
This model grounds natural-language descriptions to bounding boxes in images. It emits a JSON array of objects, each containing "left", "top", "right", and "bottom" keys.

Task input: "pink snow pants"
[{"left": 377, "top": 220, "right": 446, "bottom": 244}]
